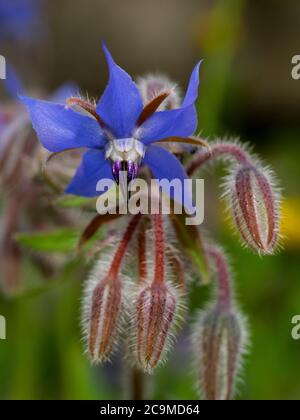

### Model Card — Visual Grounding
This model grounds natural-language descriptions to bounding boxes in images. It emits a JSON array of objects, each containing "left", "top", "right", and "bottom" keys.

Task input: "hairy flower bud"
[
  {"left": 83, "top": 268, "right": 123, "bottom": 364},
  {"left": 227, "top": 164, "right": 280, "bottom": 254},
  {"left": 137, "top": 74, "right": 181, "bottom": 110},
  {"left": 194, "top": 305, "right": 247, "bottom": 400},
  {"left": 82, "top": 215, "right": 141, "bottom": 364},
  {"left": 132, "top": 282, "right": 178, "bottom": 373}
]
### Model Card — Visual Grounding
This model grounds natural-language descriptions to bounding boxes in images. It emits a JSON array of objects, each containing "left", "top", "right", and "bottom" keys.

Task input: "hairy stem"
[
  {"left": 109, "top": 214, "right": 141, "bottom": 278},
  {"left": 187, "top": 142, "right": 252, "bottom": 176},
  {"left": 207, "top": 246, "right": 232, "bottom": 310},
  {"left": 130, "top": 367, "right": 147, "bottom": 400},
  {"left": 152, "top": 213, "right": 165, "bottom": 285},
  {"left": 138, "top": 221, "right": 147, "bottom": 283}
]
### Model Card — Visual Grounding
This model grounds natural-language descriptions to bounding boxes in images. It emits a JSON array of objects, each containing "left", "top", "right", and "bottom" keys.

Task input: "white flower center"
[{"left": 105, "top": 138, "right": 145, "bottom": 163}]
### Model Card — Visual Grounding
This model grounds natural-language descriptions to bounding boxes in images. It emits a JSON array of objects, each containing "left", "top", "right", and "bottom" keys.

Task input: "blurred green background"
[{"left": 0, "top": 0, "right": 300, "bottom": 400}]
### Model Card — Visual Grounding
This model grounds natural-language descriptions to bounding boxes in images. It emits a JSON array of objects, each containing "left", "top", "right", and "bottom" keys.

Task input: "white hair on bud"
[
  {"left": 136, "top": 74, "right": 181, "bottom": 110},
  {"left": 125, "top": 278, "right": 186, "bottom": 374},
  {"left": 219, "top": 142, "right": 282, "bottom": 255},
  {"left": 123, "top": 216, "right": 186, "bottom": 373},
  {"left": 65, "top": 92, "right": 97, "bottom": 118},
  {"left": 191, "top": 302, "right": 249, "bottom": 400},
  {"left": 81, "top": 233, "right": 133, "bottom": 364}
]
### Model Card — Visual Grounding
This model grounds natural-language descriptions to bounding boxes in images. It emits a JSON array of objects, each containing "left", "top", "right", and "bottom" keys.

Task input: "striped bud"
[
  {"left": 84, "top": 272, "right": 122, "bottom": 363},
  {"left": 194, "top": 305, "right": 247, "bottom": 400},
  {"left": 228, "top": 164, "right": 280, "bottom": 254},
  {"left": 133, "top": 282, "right": 178, "bottom": 373},
  {"left": 83, "top": 215, "right": 141, "bottom": 363}
]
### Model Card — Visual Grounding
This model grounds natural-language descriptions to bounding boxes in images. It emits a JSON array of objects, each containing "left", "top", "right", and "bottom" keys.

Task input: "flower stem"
[
  {"left": 109, "top": 214, "right": 141, "bottom": 278},
  {"left": 207, "top": 246, "right": 232, "bottom": 310},
  {"left": 152, "top": 213, "right": 165, "bottom": 285},
  {"left": 130, "top": 367, "right": 147, "bottom": 400},
  {"left": 187, "top": 142, "right": 252, "bottom": 176},
  {"left": 138, "top": 220, "right": 147, "bottom": 283}
]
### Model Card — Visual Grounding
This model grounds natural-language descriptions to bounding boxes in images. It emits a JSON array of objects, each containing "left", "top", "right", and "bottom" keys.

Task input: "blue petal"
[
  {"left": 143, "top": 145, "right": 194, "bottom": 211},
  {"left": 138, "top": 104, "right": 197, "bottom": 145},
  {"left": 21, "top": 96, "right": 107, "bottom": 152},
  {"left": 182, "top": 61, "right": 202, "bottom": 107},
  {"left": 65, "top": 149, "right": 114, "bottom": 197},
  {"left": 96, "top": 44, "right": 143, "bottom": 138},
  {"left": 138, "top": 62, "right": 202, "bottom": 145}
]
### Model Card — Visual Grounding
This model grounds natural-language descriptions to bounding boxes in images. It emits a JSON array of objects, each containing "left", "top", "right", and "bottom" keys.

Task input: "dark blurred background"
[{"left": 0, "top": 0, "right": 300, "bottom": 400}]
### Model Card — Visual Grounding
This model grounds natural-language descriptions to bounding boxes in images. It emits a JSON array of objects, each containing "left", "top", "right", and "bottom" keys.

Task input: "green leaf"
[
  {"left": 55, "top": 195, "right": 96, "bottom": 209},
  {"left": 14, "top": 229, "right": 79, "bottom": 253}
]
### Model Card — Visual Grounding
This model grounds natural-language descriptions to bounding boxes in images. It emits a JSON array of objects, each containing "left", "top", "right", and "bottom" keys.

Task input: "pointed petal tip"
[
  {"left": 189, "top": 60, "right": 203, "bottom": 80},
  {"left": 101, "top": 41, "right": 115, "bottom": 68},
  {"left": 198, "top": 58, "right": 204, "bottom": 67},
  {"left": 101, "top": 40, "right": 108, "bottom": 51},
  {"left": 97, "top": 43, "right": 143, "bottom": 137},
  {"left": 194, "top": 59, "right": 204, "bottom": 80},
  {"left": 181, "top": 60, "right": 203, "bottom": 107}
]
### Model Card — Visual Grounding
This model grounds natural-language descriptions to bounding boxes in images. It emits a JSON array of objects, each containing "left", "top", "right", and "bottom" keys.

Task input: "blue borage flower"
[
  {"left": 0, "top": 0, "right": 41, "bottom": 41},
  {"left": 21, "top": 44, "right": 204, "bottom": 207}
]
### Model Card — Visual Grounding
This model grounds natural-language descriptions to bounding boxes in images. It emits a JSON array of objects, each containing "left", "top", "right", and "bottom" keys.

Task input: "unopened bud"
[
  {"left": 132, "top": 282, "right": 178, "bottom": 373},
  {"left": 137, "top": 74, "right": 181, "bottom": 110},
  {"left": 82, "top": 215, "right": 141, "bottom": 363},
  {"left": 83, "top": 271, "right": 122, "bottom": 364},
  {"left": 194, "top": 305, "right": 247, "bottom": 400},
  {"left": 228, "top": 164, "right": 280, "bottom": 254}
]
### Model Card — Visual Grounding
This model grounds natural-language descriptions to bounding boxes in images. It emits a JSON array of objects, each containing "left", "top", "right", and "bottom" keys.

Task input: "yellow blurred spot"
[
  {"left": 219, "top": 196, "right": 300, "bottom": 250},
  {"left": 280, "top": 197, "right": 300, "bottom": 249}
]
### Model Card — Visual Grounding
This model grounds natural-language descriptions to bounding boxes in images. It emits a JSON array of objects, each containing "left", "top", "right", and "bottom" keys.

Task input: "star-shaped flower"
[{"left": 21, "top": 44, "right": 204, "bottom": 206}]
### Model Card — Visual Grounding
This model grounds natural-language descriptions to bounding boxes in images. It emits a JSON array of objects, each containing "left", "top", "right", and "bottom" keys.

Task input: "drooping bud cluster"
[
  {"left": 3, "top": 44, "right": 283, "bottom": 401},
  {"left": 83, "top": 213, "right": 183, "bottom": 372}
]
